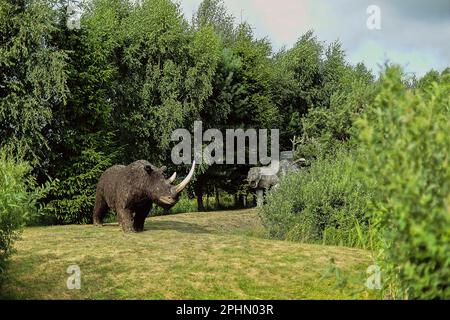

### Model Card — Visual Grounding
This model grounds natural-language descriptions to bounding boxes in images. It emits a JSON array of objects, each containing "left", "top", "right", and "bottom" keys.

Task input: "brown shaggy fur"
[{"left": 93, "top": 160, "right": 179, "bottom": 232}]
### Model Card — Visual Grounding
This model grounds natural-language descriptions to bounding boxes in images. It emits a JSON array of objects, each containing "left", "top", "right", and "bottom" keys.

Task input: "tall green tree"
[
  {"left": 111, "top": 0, "right": 220, "bottom": 165},
  {"left": 192, "top": 0, "right": 235, "bottom": 45},
  {"left": 272, "top": 31, "right": 374, "bottom": 153},
  {"left": 0, "top": 0, "right": 68, "bottom": 171},
  {"left": 41, "top": 0, "right": 121, "bottom": 224},
  {"left": 271, "top": 31, "right": 324, "bottom": 148},
  {"left": 194, "top": 2, "right": 279, "bottom": 209}
]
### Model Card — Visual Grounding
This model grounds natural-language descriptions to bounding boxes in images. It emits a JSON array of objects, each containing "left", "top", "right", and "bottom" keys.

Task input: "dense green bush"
[
  {"left": 259, "top": 149, "right": 373, "bottom": 248},
  {"left": 45, "top": 148, "right": 115, "bottom": 224},
  {"left": 296, "top": 71, "right": 375, "bottom": 160},
  {"left": 0, "top": 151, "right": 41, "bottom": 279},
  {"left": 0, "top": 0, "right": 68, "bottom": 168},
  {"left": 152, "top": 196, "right": 198, "bottom": 216},
  {"left": 357, "top": 67, "right": 450, "bottom": 299},
  {"left": 152, "top": 192, "right": 237, "bottom": 216}
]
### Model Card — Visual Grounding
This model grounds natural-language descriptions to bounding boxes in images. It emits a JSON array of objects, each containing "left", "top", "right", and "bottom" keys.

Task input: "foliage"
[
  {"left": 356, "top": 67, "right": 450, "bottom": 299},
  {"left": 112, "top": 0, "right": 220, "bottom": 163},
  {"left": 45, "top": 147, "right": 116, "bottom": 224},
  {"left": 0, "top": 0, "right": 68, "bottom": 170},
  {"left": 272, "top": 32, "right": 375, "bottom": 150},
  {"left": 0, "top": 151, "right": 44, "bottom": 279},
  {"left": 260, "top": 149, "right": 373, "bottom": 248},
  {"left": 194, "top": 8, "right": 279, "bottom": 209},
  {"left": 192, "top": 0, "right": 236, "bottom": 44},
  {"left": 41, "top": 1, "right": 120, "bottom": 224},
  {"left": 229, "top": 24, "right": 278, "bottom": 129},
  {"left": 152, "top": 195, "right": 198, "bottom": 216},
  {"left": 271, "top": 31, "right": 324, "bottom": 148},
  {"left": 297, "top": 70, "right": 375, "bottom": 159},
  {"left": 152, "top": 192, "right": 240, "bottom": 216}
]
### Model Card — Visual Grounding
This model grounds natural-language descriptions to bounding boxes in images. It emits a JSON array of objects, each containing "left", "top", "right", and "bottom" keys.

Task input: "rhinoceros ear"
[{"left": 144, "top": 165, "right": 153, "bottom": 173}]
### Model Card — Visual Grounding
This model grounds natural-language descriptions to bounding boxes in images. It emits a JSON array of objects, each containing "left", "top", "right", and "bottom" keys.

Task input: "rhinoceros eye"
[{"left": 144, "top": 165, "right": 152, "bottom": 173}]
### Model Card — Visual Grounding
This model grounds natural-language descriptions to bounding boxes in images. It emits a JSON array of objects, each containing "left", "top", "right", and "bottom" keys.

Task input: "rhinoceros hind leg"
[{"left": 93, "top": 196, "right": 108, "bottom": 226}]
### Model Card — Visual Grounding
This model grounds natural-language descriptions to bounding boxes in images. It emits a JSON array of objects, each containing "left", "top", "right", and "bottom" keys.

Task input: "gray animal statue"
[
  {"left": 93, "top": 160, "right": 195, "bottom": 232},
  {"left": 247, "top": 151, "right": 305, "bottom": 206}
]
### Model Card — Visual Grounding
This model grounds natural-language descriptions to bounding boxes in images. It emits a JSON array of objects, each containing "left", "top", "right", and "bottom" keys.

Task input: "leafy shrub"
[
  {"left": 357, "top": 67, "right": 450, "bottom": 299},
  {"left": 152, "top": 196, "right": 199, "bottom": 216},
  {"left": 259, "top": 149, "right": 373, "bottom": 248},
  {"left": 296, "top": 77, "right": 375, "bottom": 160},
  {"left": 217, "top": 192, "right": 236, "bottom": 209},
  {"left": 45, "top": 148, "right": 115, "bottom": 224},
  {"left": 152, "top": 191, "right": 239, "bottom": 216},
  {"left": 0, "top": 151, "right": 41, "bottom": 279}
]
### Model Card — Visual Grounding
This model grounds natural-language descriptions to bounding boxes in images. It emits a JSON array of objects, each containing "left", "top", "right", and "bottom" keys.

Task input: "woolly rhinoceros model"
[
  {"left": 93, "top": 160, "right": 195, "bottom": 232},
  {"left": 247, "top": 152, "right": 306, "bottom": 206}
]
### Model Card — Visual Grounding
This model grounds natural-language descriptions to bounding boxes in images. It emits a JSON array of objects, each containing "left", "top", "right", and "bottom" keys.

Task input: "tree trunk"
[
  {"left": 197, "top": 192, "right": 204, "bottom": 211},
  {"left": 195, "top": 179, "right": 205, "bottom": 211},
  {"left": 238, "top": 194, "right": 244, "bottom": 208},
  {"left": 215, "top": 186, "right": 220, "bottom": 210}
]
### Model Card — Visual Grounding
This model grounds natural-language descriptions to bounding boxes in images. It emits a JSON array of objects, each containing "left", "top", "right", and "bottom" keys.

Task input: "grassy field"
[{"left": 0, "top": 209, "right": 377, "bottom": 299}]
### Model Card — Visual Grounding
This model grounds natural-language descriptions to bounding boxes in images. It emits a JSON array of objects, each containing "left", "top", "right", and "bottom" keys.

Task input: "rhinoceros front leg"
[
  {"left": 117, "top": 208, "right": 135, "bottom": 232},
  {"left": 256, "top": 189, "right": 264, "bottom": 207}
]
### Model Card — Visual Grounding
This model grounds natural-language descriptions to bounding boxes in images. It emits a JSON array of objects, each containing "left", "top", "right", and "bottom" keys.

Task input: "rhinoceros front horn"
[{"left": 173, "top": 160, "right": 196, "bottom": 194}]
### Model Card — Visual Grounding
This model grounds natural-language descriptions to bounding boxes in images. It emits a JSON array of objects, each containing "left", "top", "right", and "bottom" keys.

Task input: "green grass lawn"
[{"left": 0, "top": 209, "right": 377, "bottom": 299}]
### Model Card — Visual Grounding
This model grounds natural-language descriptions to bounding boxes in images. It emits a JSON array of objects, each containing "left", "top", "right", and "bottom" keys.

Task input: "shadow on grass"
[
  {"left": 100, "top": 220, "right": 210, "bottom": 234},
  {"left": 143, "top": 220, "right": 210, "bottom": 234}
]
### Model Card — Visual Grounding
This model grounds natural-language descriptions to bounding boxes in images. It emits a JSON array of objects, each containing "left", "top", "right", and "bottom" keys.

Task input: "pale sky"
[{"left": 178, "top": 0, "right": 450, "bottom": 77}]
